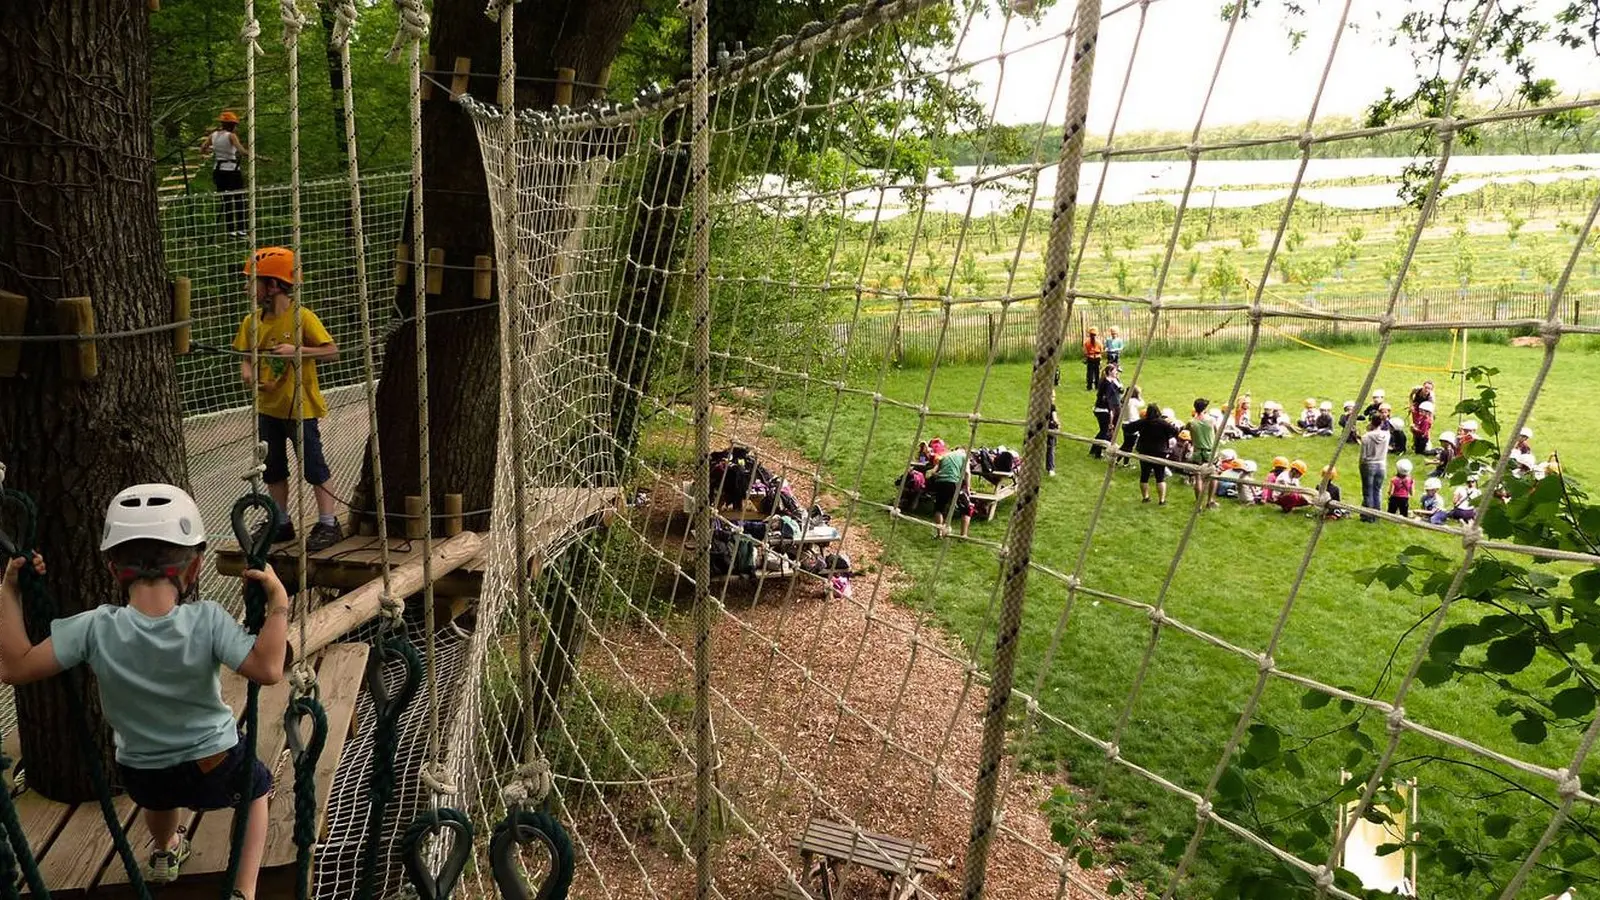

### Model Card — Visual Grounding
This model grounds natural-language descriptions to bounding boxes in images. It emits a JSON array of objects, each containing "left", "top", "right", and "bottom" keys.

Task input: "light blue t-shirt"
[{"left": 51, "top": 601, "right": 257, "bottom": 769}]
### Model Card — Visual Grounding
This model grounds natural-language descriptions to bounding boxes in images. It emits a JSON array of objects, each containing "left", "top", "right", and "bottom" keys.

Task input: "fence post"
[{"left": 986, "top": 312, "right": 996, "bottom": 358}]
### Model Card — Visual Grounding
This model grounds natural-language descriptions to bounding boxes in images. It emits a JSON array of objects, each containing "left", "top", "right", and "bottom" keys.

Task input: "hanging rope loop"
[
  {"left": 387, "top": 0, "right": 429, "bottom": 62},
  {"left": 484, "top": 0, "right": 516, "bottom": 23},
  {"left": 420, "top": 761, "right": 457, "bottom": 796},
  {"left": 240, "top": 15, "right": 265, "bottom": 56},
  {"left": 330, "top": 0, "right": 359, "bottom": 47},
  {"left": 280, "top": 0, "right": 308, "bottom": 42}
]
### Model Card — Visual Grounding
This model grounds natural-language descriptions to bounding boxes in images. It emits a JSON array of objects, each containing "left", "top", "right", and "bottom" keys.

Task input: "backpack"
[{"left": 708, "top": 523, "right": 736, "bottom": 576}]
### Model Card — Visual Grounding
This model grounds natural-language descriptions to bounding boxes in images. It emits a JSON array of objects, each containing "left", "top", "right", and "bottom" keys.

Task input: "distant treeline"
[{"left": 939, "top": 109, "right": 1600, "bottom": 166}]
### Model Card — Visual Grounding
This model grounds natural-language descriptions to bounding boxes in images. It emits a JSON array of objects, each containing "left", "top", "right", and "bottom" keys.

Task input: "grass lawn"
[{"left": 763, "top": 339, "right": 1600, "bottom": 895}]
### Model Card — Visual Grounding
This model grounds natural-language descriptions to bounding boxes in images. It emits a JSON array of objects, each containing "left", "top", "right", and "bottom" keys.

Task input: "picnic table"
[
  {"left": 787, "top": 817, "right": 938, "bottom": 900},
  {"left": 967, "top": 472, "right": 1016, "bottom": 521}
]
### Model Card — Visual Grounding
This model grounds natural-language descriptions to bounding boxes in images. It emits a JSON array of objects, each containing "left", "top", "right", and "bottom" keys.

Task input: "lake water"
[{"left": 750, "top": 154, "right": 1600, "bottom": 221}]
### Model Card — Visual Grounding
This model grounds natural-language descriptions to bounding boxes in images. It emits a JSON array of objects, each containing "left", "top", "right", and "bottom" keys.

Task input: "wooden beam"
[
  {"left": 425, "top": 247, "right": 445, "bottom": 295},
  {"left": 473, "top": 254, "right": 493, "bottom": 300},
  {"left": 450, "top": 56, "right": 472, "bottom": 100},
  {"left": 289, "top": 531, "right": 483, "bottom": 660},
  {"left": 404, "top": 495, "right": 426, "bottom": 539},
  {"left": 420, "top": 54, "right": 436, "bottom": 100},
  {"left": 172, "top": 276, "right": 192, "bottom": 355},
  {"left": 0, "top": 289, "right": 26, "bottom": 377},
  {"left": 53, "top": 296, "right": 97, "bottom": 380},
  {"left": 443, "top": 493, "right": 463, "bottom": 536},
  {"left": 554, "top": 67, "right": 576, "bottom": 106},
  {"left": 395, "top": 242, "right": 411, "bottom": 286}
]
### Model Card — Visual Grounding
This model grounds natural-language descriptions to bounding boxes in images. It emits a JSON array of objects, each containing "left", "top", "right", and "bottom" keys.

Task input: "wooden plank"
[
  {"left": 12, "top": 791, "right": 73, "bottom": 870},
  {"left": 38, "top": 795, "right": 136, "bottom": 892},
  {"left": 181, "top": 678, "right": 296, "bottom": 875},
  {"left": 264, "top": 643, "right": 368, "bottom": 867}
]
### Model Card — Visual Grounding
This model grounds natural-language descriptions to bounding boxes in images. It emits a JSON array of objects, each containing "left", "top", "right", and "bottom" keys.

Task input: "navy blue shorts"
[
  {"left": 259, "top": 414, "right": 332, "bottom": 486},
  {"left": 118, "top": 740, "right": 273, "bottom": 812}
]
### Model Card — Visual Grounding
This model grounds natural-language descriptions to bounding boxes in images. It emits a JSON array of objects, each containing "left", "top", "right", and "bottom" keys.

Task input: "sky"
[{"left": 962, "top": 0, "right": 1600, "bottom": 133}]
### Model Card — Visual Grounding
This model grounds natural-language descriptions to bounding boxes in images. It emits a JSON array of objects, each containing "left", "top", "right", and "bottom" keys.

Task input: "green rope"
[
  {"left": 284, "top": 695, "right": 327, "bottom": 900},
  {"left": 488, "top": 808, "right": 573, "bottom": 900},
  {"left": 0, "top": 751, "right": 48, "bottom": 899},
  {"left": 398, "top": 808, "right": 473, "bottom": 900},
  {"left": 219, "top": 492, "right": 276, "bottom": 900},
  {"left": 4, "top": 487, "right": 150, "bottom": 900},
  {"left": 355, "top": 630, "right": 422, "bottom": 900}
]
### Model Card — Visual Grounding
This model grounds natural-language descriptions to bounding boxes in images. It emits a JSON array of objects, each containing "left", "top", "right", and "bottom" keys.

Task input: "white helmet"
[
  {"left": 1439, "top": 431, "right": 1458, "bottom": 445},
  {"left": 100, "top": 484, "right": 206, "bottom": 551},
  {"left": 1512, "top": 451, "right": 1537, "bottom": 470},
  {"left": 1162, "top": 407, "right": 1176, "bottom": 421},
  {"left": 1241, "top": 459, "right": 1258, "bottom": 473},
  {"left": 1397, "top": 459, "right": 1413, "bottom": 475},
  {"left": 1319, "top": 401, "right": 1333, "bottom": 411},
  {"left": 1220, "top": 448, "right": 1238, "bottom": 462},
  {"left": 1419, "top": 400, "right": 1435, "bottom": 412},
  {"left": 1343, "top": 400, "right": 1355, "bottom": 410},
  {"left": 1519, "top": 427, "right": 1533, "bottom": 439},
  {"left": 1373, "top": 389, "right": 1386, "bottom": 399},
  {"left": 1462, "top": 419, "right": 1480, "bottom": 431},
  {"left": 1424, "top": 477, "right": 1442, "bottom": 490}
]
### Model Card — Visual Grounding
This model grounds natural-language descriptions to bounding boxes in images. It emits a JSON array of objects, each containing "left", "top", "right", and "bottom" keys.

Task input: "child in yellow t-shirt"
[{"left": 233, "top": 247, "right": 342, "bottom": 551}]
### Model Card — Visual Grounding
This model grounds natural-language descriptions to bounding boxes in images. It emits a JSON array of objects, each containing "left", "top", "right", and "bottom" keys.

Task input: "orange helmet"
[
  {"left": 245, "top": 247, "right": 295, "bottom": 285},
  {"left": 1289, "top": 459, "right": 1308, "bottom": 476},
  {"left": 1321, "top": 465, "right": 1338, "bottom": 481},
  {"left": 1271, "top": 455, "right": 1289, "bottom": 470},
  {"left": 220, "top": 110, "right": 240, "bottom": 124}
]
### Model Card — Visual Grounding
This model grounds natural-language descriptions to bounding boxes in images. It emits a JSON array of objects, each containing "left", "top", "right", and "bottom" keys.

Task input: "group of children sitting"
[{"left": 895, "top": 438, "right": 1021, "bottom": 536}]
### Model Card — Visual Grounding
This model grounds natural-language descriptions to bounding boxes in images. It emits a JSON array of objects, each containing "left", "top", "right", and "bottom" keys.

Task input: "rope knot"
[
  {"left": 387, "top": 0, "right": 431, "bottom": 63},
  {"left": 501, "top": 759, "right": 553, "bottom": 808},
  {"left": 1256, "top": 653, "right": 1274, "bottom": 673},
  {"left": 1147, "top": 607, "right": 1167, "bottom": 626},
  {"left": 1314, "top": 865, "right": 1334, "bottom": 890},
  {"left": 484, "top": 0, "right": 515, "bottom": 23},
  {"left": 1386, "top": 706, "right": 1406, "bottom": 736},
  {"left": 1104, "top": 743, "right": 1120, "bottom": 761},
  {"left": 420, "top": 761, "right": 458, "bottom": 796},
  {"left": 1378, "top": 313, "right": 1396, "bottom": 332},
  {"left": 1555, "top": 768, "right": 1582, "bottom": 801},
  {"left": 1540, "top": 318, "right": 1564, "bottom": 343},
  {"left": 379, "top": 591, "right": 405, "bottom": 625},
  {"left": 241, "top": 440, "right": 268, "bottom": 489},
  {"left": 329, "top": 0, "right": 359, "bottom": 47},
  {"left": 240, "top": 16, "right": 265, "bottom": 56},
  {"left": 1314, "top": 490, "right": 1333, "bottom": 511},
  {"left": 1194, "top": 799, "right": 1212, "bottom": 821},
  {"left": 280, "top": 0, "right": 309, "bottom": 42},
  {"left": 1460, "top": 525, "right": 1482, "bottom": 551},
  {"left": 289, "top": 661, "right": 319, "bottom": 697}
]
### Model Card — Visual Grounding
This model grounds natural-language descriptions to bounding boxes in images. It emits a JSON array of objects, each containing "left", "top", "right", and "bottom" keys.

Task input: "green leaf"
[
  {"left": 1218, "top": 765, "right": 1247, "bottom": 801},
  {"left": 1480, "top": 502, "right": 1514, "bottom": 538},
  {"left": 1338, "top": 698, "right": 1355, "bottom": 714},
  {"left": 1282, "top": 751, "right": 1305, "bottom": 779},
  {"left": 1550, "top": 686, "right": 1596, "bottom": 718},
  {"left": 1511, "top": 714, "right": 1548, "bottom": 744},
  {"left": 1544, "top": 667, "right": 1574, "bottom": 688},
  {"left": 1300, "top": 690, "right": 1333, "bottom": 710},
  {"left": 1107, "top": 879, "right": 1124, "bottom": 896},
  {"left": 1162, "top": 833, "right": 1189, "bottom": 863},
  {"left": 1483, "top": 813, "right": 1513, "bottom": 839},
  {"left": 1342, "top": 747, "right": 1364, "bottom": 769},
  {"left": 1285, "top": 829, "right": 1318, "bottom": 853},
  {"left": 1077, "top": 848, "right": 1094, "bottom": 870},
  {"left": 1485, "top": 634, "right": 1537, "bottom": 674},
  {"left": 1245, "top": 724, "right": 1280, "bottom": 763},
  {"left": 1560, "top": 841, "right": 1596, "bottom": 865},
  {"left": 1374, "top": 842, "right": 1405, "bottom": 857},
  {"left": 1418, "top": 660, "right": 1454, "bottom": 686},
  {"left": 1432, "top": 623, "right": 1482, "bottom": 655},
  {"left": 1371, "top": 564, "right": 1412, "bottom": 590},
  {"left": 1573, "top": 568, "right": 1600, "bottom": 602}
]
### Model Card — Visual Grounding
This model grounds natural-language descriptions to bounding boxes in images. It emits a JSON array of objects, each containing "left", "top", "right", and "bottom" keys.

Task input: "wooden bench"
[
  {"left": 793, "top": 817, "right": 937, "bottom": 900},
  {"left": 968, "top": 473, "right": 1017, "bottom": 521}
]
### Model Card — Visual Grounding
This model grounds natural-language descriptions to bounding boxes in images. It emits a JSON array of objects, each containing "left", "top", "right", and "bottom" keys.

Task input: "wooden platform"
[
  {"left": 15, "top": 644, "right": 369, "bottom": 900},
  {"left": 212, "top": 486, "right": 622, "bottom": 597}
]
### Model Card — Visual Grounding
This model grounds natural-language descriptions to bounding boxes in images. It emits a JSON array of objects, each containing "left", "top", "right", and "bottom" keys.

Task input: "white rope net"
[{"left": 453, "top": 0, "right": 1600, "bottom": 898}]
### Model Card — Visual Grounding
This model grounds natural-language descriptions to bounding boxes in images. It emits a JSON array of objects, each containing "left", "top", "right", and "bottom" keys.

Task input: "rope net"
[{"left": 454, "top": 0, "right": 1599, "bottom": 898}]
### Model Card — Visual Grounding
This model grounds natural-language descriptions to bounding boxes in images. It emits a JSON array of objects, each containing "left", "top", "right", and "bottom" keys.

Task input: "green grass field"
[{"left": 764, "top": 340, "right": 1600, "bottom": 894}]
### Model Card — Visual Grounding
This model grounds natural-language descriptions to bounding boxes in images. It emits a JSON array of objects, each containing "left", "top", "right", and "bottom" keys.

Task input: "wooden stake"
[
  {"left": 54, "top": 297, "right": 98, "bottom": 380},
  {"left": 421, "top": 54, "right": 436, "bottom": 100},
  {"left": 289, "top": 532, "right": 483, "bottom": 660},
  {"left": 404, "top": 496, "right": 426, "bottom": 539},
  {"left": 443, "top": 494, "right": 463, "bottom": 536},
  {"left": 0, "top": 290, "right": 26, "bottom": 378},
  {"left": 425, "top": 248, "right": 445, "bottom": 295},
  {"left": 473, "top": 255, "right": 493, "bottom": 300},
  {"left": 450, "top": 57, "right": 472, "bottom": 100},
  {"left": 172, "top": 276, "right": 192, "bottom": 355},
  {"left": 395, "top": 242, "right": 411, "bottom": 286},
  {"left": 554, "top": 67, "right": 576, "bottom": 106}
]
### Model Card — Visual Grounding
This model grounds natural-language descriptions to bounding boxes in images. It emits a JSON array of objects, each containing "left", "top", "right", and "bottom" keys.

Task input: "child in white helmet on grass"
[
  {"left": 0, "top": 485, "right": 290, "bottom": 900},
  {"left": 1388, "top": 458, "right": 1415, "bottom": 518},
  {"left": 1419, "top": 477, "right": 1443, "bottom": 517}
]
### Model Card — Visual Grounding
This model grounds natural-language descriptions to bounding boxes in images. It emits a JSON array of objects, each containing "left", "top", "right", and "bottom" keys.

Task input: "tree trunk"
[
  {"left": 366, "top": 0, "right": 642, "bottom": 534},
  {"left": 317, "top": 0, "right": 350, "bottom": 163},
  {"left": 0, "top": 1, "right": 188, "bottom": 802}
]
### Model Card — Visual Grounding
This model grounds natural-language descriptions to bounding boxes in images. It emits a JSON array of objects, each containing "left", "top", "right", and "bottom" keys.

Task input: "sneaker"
[
  {"left": 305, "top": 521, "right": 343, "bottom": 552},
  {"left": 148, "top": 838, "right": 190, "bottom": 884},
  {"left": 249, "top": 520, "right": 294, "bottom": 545}
]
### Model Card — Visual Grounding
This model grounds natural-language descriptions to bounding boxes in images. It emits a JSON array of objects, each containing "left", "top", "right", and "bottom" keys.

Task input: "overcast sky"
[{"left": 962, "top": 0, "right": 1600, "bottom": 133}]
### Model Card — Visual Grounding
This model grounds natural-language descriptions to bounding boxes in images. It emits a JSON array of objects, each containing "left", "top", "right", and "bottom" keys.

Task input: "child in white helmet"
[
  {"left": 1459, "top": 419, "right": 1480, "bottom": 446},
  {"left": 0, "top": 485, "right": 289, "bottom": 899},
  {"left": 1312, "top": 400, "right": 1335, "bottom": 436},
  {"left": 1236, "top": 459, "right": 1261, "bottom": 505},
  {"left": 1388, "top": 458, "right": 1415, "bottom": 518},
  {"left": 1432, "top": 431, "right": 1458, "bottom": 478},
  {"left": 1410, "top": 399, "right": 1435, "bottom": 454},
  {"left": 1513, "top": 426, "right": 1533, "bottom": 457},
  {"left": 1419, "top": 477, "right": 1443, "bottom": 517}
]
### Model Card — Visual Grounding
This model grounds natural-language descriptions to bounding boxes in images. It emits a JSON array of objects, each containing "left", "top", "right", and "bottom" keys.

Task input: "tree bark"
[
  {"left": 316, "top": 0, "right": 350, "bottom": 163},
  {"left": 0, "top": 1, "right": 188, "bottom": 802},
  {"left": 366, "top": 0, "right": 642, "bottom": 534}
]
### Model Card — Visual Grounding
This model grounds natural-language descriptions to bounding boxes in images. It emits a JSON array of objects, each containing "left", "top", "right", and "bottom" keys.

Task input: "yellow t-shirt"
[{"left": 233, "top": 304, "right": 333, "bottom": 420}]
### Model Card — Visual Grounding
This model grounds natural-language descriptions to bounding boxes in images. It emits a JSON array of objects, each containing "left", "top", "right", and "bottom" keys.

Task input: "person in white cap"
[
  {"left": 1459, "top": 419, "right": 1480, "bottom": 446},
  {"left": 1361, "top": 389, "right": 1386, "bottom": 421},
  {"left": 1311, "top": 400, "right": 1335, "bottom": 436},
  {"left": 1419, "top": 477, "right": 1444, "bottom": 517},
  {"left": 1410, "top": 399, "right": 1435, "bottom": 454},
  {"left": 1388, "top": 458, "right": 1415, "bottom": 517},
  {"left": 1432, "top": 431, "right": 1458, "bottom": 478},
  {"left": 1513, "top": 426, "right": 1534, "bottom": 457},
  {"left": 1339, "top": 400, "right": 1359, "bottom": 443},
  {"left": 1237, "top": 459, "right": 1262, "bottom": 504},
  {"left": 0, "top": 484, "right": 290, "bottom": 899}
]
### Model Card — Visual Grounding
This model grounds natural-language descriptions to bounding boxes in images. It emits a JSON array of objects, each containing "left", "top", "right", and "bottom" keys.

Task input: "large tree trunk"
[
  {"left": 0, "top": 1, "right": 187, "bottom": 802},
  {"left": 366, "top": 0, "right": 641, "bottom": 533}
]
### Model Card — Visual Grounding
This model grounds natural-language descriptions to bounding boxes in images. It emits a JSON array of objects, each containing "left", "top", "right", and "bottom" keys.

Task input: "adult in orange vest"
[{"left": 1082, "top": 327, "right": 1102, "bottom": 391}]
